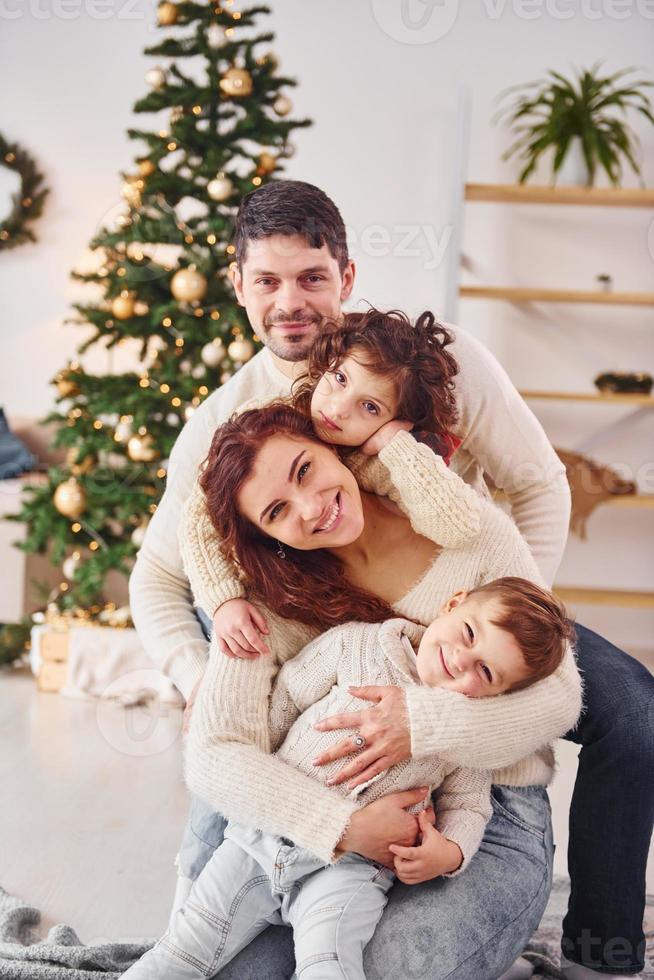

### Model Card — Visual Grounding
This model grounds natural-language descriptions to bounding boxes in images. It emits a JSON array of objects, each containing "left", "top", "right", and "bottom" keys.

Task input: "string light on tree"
[{"left": 114, "top": 416, "right": 133, "bottom": 443}]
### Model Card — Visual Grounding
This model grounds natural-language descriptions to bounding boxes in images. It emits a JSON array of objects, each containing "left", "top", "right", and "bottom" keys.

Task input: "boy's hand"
[
  {"left": 389, "top": 808, "right": 464, "bottom": 884},
  {"left": 360, "top": 420, "right": 413, "bottom": 456},
  {"left": 213, "top": 598, "right": 270, "bottom": 659}
]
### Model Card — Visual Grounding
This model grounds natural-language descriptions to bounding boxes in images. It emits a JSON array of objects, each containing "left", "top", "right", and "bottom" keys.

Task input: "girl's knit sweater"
[{"left": 183, "top": 430, "right": 583, "bottom": 864}]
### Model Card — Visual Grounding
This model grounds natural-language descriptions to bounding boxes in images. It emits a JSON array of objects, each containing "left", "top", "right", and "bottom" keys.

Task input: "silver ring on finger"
[{"left": 353, "top": 732, "right": 367, "bottom": 750}]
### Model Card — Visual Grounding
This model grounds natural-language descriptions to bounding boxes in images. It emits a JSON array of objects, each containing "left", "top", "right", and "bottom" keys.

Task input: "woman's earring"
[{"left": 276, "top": 540, "right": 286, "bottom": 560}]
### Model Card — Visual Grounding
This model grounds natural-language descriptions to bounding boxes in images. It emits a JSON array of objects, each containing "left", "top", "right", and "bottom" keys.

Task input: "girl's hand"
[
  {"left": 389, "top": 809, "right": 464, "bottom": 884},
  {"left": 360, "top": 419, "right": 413, "bottom": 456},
  {"left": 312, "top": 685, "right": 411, "bottom": 789},
  {"left": 336, "top": 788, "right": 426, "bottom": 868},
  {"left": 213, "top": 598, "right": 270, "bottom": 659}
]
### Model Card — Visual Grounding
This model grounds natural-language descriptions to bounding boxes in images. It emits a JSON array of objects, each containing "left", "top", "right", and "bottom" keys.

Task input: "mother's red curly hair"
[{"left": 199, "top": 402, "right": 392, "bottom": 630}]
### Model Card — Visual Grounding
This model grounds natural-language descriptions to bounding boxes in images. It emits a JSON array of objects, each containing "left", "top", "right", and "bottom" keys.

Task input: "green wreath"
[{"left": 0, "top": 132, "right": 49, "bottom": 251}]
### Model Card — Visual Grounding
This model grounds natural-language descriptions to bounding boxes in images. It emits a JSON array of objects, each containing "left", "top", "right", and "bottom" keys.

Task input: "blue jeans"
[
  {"left": 128, "top": 823, "right": 394, "bottom": 979},
  {"left": 175, "top": 786, "right": 553, "bottom": 980}
]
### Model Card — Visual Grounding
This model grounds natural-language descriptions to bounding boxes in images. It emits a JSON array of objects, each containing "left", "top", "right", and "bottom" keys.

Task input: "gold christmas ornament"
[
  {"left": 257, "top": 152, "right": 276, "bottom": 174},
  {"left": 273, "top": 95, "right": 292, "bottom": 117},
  {"left": 57, "top": 377, "right": 79, "bottom": 398},
  {"left": 137, "top": 159, "right": 155, "bottom": 177},
  {"left": 171, "top": 266, "right": 208, "bottom": 302},
  {"left": 157, "top": 1, "right": 178, "bottom": 24},
  {"left": 207, "top": 173, "right": 234, "bottom": 201},
  {"left": 111, "top": 291, "right": 136, "bottom": 320},
  {"left": 200, "top": 339, "right": 224, "bottom": 367},
  {"left": 134, "top": 300, "right": 150, "bottom": 316},
  {"left": 54, "top": 478, "right": 87, "bottom": 519},
  {"left": 228, "top": 337, "right": 255, "bottom": 362},
  {"left": 127, "top": 433, "right": 158, "bottom": 462},
  {"left": 219, "top": 67, "right": 253, "bottom": 98},
  {"left": 145, "top": 66, "right": 167, "bottom": 89}
]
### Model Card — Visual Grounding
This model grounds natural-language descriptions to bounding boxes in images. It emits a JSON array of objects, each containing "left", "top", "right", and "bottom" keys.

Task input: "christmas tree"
[{"left": 12, "top": 0, "right": 311, "bottom": 628}]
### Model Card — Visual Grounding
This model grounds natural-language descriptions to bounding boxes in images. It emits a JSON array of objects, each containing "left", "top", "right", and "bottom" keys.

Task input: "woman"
[{"left": 179, "top": 403, "right": 582, "bottom": 980}]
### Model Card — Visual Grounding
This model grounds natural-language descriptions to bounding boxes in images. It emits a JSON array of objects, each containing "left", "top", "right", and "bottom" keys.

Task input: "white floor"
[{"left": 1, "top": 659, "right": 652, "bottom": 945}]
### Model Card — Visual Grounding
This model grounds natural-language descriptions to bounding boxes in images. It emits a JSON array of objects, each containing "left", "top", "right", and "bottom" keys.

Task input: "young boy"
[{"left": 124, "top": 576, "right": 573, "bottom": 980}]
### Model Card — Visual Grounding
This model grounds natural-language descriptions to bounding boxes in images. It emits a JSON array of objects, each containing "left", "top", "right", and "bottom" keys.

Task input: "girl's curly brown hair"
[{"left": 293, "top": 307, "right": 459, "bottom": 433}]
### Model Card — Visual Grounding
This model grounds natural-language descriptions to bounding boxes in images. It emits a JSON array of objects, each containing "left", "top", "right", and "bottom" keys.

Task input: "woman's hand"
[
  {"left": 312, "top": 685, "right": 411, "bottom": 790},
  {"left": 213, "top": 598, "right": 270, "bottom": 659},
  {"left": 360, "top": 419, "right": 413, "bottom": 456},
  {"left": 336, "top": 787, "right": 427, "bottom": 867},
  {"left": 390, "top": 809, "right": 464, "bottom": 884}
]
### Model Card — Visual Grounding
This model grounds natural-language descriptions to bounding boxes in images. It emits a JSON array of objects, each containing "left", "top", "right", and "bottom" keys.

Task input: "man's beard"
[{"left": 259, "top": 313, "right": 323, "bottom": 362}]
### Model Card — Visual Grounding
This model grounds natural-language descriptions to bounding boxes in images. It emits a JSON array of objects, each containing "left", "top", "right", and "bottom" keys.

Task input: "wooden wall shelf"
[
  {"left": 554, "top": 587, "right": 654, "bottom": 609},
  {"left": 520, "top": 390, "right": 654, "bottom": 406},
  {"left": 465, "top": 184, "right": 654, "bottom": 208},
  {"left": 459, "top": 286, "right": 654, "bottom": 306}
]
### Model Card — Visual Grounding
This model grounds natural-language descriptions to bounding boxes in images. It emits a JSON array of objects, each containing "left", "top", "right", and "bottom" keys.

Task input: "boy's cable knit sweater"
[
  {"left": 183, "top": 430, "right": 583, "bottom": 865},
  {"left": 270, "top": 616, "right": 493, "bottom": 876}
]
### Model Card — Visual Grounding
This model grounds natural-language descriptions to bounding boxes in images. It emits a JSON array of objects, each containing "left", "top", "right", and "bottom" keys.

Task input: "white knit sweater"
[
  {"left": 270, "top": 617, "right": 493, "bottom": 876},
  {"left": 130, "top": 328, "right": 571, "bottom": 702},
  {"left": 184, "top": 430, "right": 582, "bottom": 864}
]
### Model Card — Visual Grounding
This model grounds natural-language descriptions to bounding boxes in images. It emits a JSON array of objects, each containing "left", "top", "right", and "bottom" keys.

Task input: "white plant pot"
[{"left": 555, "top": 136, "right": 590, "bottom": 187}]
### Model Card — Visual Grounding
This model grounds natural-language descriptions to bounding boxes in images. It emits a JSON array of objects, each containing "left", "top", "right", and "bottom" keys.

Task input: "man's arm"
[{"left": 447, "top": 325, "right": 571, "bottom": 587}]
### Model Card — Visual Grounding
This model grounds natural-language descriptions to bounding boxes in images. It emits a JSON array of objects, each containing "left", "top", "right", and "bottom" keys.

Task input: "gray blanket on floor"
[{"left": 1, "top": 878, "right": 652, "bottom": 978}]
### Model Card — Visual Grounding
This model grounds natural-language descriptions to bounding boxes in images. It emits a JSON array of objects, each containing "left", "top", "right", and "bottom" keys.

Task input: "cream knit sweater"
[
  {"left": 130, "top": 328, "right": 571, "bottom": 702},
  {"left": 184, "top": 430, "right": 582, "bottom": 864},
  {"left": 270, "top": 617, "right": 493, "bottom": 876}
]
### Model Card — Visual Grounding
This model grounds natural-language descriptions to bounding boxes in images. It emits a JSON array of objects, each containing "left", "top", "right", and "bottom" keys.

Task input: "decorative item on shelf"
[
  {"left": 496, "top": 64, "right": 654, "bottom": 186},
  {"left": 201, "top": 338, "right": 225, "bottom": 367},
  {"left": 170, "top": 265, "right": 208, "bottom": 302},
  {"left": 145, "top": 66, "right": 167, "bottom": 90},
  {"left": 111, "top": 290, "right": 136, "bottom": 320},
  {"left": 53, "top": 478, "right": 87, "bottom": 518},
  {"left": 594, "top": 371, "right": 653, "bottom": 396},
  {"left": 228, "top": 336, "right": 254, "bottom": 362},
  {"left": 219, "top": 66, "right": 253, "bottom": 98},
  {"left": 555, "top": 447, "right": 636, "bottom": 539},
  {"left": 0, "top": 131, "right": 49, "bottom": 251},
  {"left": 596, "top": 274, "right": 613, "bottom": 293},
  {"left": 137, "top": 158, "right": 156, "bottom": 177},
  {"left": 127, "top": 433, "right": 158, "bottom": 462},
  {"left": 273, "top": 95, "right": 292, "bottom": 117},
  {"left": 157, "top": 0, "right": 178, "bottom": 24},
  {"left": 257, "top": 152, "right": 276, "bottom": 175},
  {"left": 207, "top": 172, "right": 234, "bottom": 201}
]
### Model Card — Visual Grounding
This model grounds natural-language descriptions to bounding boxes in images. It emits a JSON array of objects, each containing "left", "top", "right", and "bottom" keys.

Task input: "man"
[{"left": 130, "top": 180, "right": 653, "bottom": 979}]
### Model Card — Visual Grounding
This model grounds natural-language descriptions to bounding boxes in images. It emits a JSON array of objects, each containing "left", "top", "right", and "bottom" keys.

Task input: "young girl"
[{"left": 187, "top": 307, "right": 466, "bottom": 660}]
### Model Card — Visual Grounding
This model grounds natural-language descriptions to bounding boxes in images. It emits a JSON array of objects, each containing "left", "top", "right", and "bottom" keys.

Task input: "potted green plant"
[{"left": 496, "top": 63, "right": 654, "bottom": 186}]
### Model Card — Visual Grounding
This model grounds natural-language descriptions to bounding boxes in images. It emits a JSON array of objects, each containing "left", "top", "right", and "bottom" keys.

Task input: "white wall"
[{"left": 1, "top": 0, "right": 653, "bottom": 649}]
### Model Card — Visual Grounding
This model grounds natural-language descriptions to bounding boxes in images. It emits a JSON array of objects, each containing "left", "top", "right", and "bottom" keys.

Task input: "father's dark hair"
[{"left": 234, "top": 180, "right": 349, "bottom": 272}]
